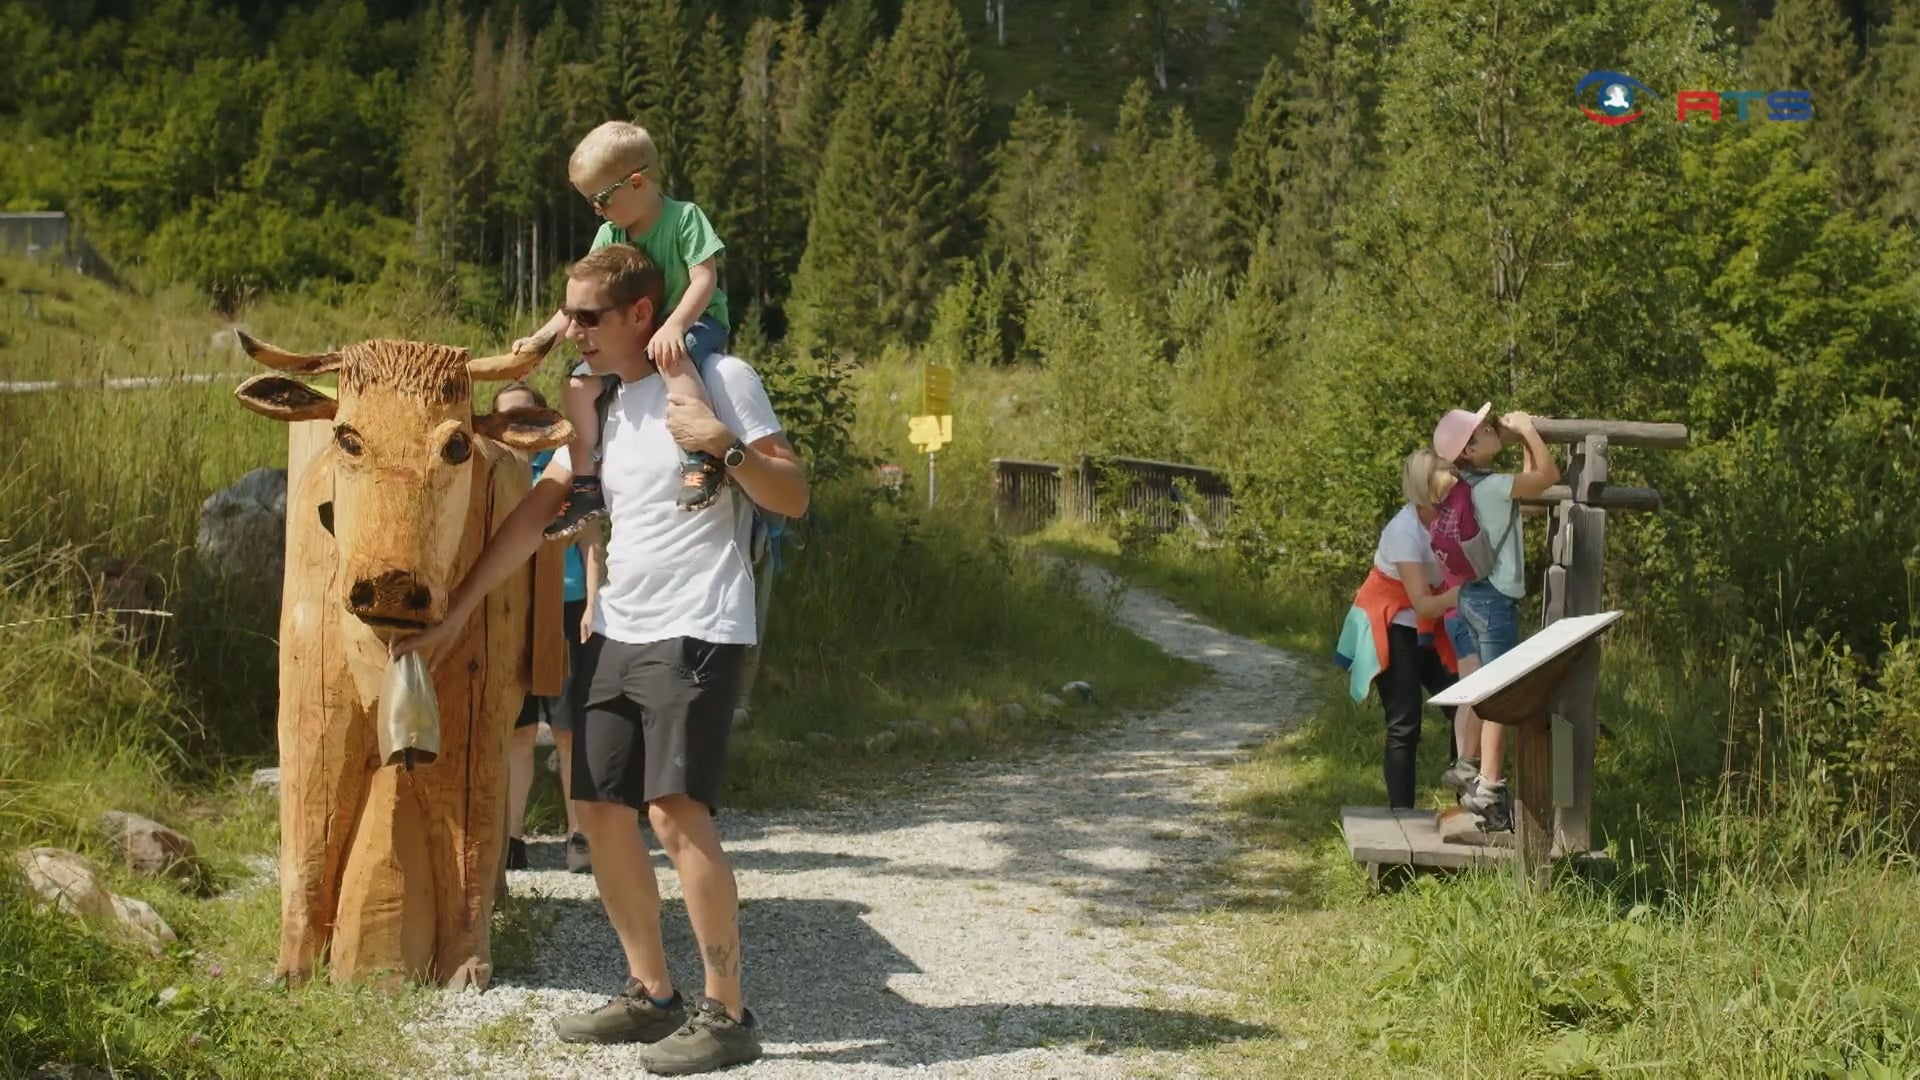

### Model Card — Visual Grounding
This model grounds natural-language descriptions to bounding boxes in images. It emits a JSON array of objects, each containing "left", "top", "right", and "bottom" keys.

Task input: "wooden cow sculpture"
[{"left": 232, "top": 330, "right": 567, "bottom": 990}]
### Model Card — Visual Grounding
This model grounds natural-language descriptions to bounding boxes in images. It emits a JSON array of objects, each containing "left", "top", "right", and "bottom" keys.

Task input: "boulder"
[
  {"left": 13, "top": 847, "right": 177, "bottom": 953},
  {"left": 196, "top": 467, "right": 288, "bottom": 592},
  {"left": 996, "top": 702, "right": 1030, "bottom": 724},
  {"left": 98, "top": 810, "right": 197, "bottom": 881},
  {"left": 1060, "top": 680, "right": 1096, "bottom": 703},
  {"left": 803, "top": 731, "right": 835, "bottom": 749},
  {"left": 1037, "top": 693, "right": 1065, "bottom": 715},
  {"left": 249, "top": 767, "right": 281, "bottom": 795},
  {"left": 865, "top": 731, "right": 898, "bottom": 754}
]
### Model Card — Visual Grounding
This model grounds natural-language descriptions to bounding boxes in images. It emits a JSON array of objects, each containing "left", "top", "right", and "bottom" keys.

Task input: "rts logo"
[{"left": 1576, "top": 70, "right": 1812, "bottom": 125}]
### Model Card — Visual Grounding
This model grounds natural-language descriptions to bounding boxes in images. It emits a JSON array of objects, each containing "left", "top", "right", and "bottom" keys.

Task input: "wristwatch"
[{"left": 723, "top": 440, "right": 747, "bottom": 468}]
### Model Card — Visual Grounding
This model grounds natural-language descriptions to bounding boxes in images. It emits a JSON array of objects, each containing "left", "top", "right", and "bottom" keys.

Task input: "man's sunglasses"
[{"left": 562, "top": 303, "right": 620, "bottom": 329}]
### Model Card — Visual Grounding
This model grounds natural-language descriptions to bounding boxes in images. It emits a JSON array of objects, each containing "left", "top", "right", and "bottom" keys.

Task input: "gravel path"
[{"left": 411, "top": 563, "right": 1312, "bottom": 1078}]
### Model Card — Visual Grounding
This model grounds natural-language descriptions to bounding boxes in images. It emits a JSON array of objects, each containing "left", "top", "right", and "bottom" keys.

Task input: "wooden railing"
[{"left": 989, "top": 455, "right": 1232, "bottom": 534}]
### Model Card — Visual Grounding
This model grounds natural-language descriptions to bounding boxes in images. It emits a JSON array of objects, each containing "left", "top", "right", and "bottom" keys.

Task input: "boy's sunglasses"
[
  {"left": 586, "top": 167, "right": 647, "bottom": 209},
  {"left": 562, "top": 303, "right": 619, "bottom": 329}
]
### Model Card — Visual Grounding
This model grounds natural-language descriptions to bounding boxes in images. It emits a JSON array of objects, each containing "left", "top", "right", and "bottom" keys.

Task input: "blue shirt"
[{"left": 532, "top": 449, "right": 587, "bottom": 602}]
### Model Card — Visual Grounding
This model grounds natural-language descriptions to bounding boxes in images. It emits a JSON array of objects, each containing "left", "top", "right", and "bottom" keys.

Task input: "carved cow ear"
[
  {"left": 473, "top": 407, "right": 573, "bottom": 453},
  {"left": 234, "top": 330, "right": 341, "bottom": 375},
  {"left": 235, "top": 374, "right": 338, "bottom": 422}
]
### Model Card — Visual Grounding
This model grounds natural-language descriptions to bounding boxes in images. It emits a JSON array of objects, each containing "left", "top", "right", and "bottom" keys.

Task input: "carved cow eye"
[
  {"left": 442, "top": 430, "right": 473, "bottom": 465},
  {"left": 334, "top": 425, "right": 365, "bottom": 457}
]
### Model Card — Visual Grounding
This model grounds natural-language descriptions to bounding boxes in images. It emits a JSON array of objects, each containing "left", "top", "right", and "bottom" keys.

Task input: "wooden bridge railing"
[{"left": 990, "top": 455, "right": 1232, "bottom": 535}]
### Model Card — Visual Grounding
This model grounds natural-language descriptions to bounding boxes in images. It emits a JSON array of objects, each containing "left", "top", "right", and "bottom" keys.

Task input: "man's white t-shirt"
[
  {"left": 550, "top": 355, "right": 783, "bottom": 646},
  {"left": 1373, "top": 503, "right": 1442, "bottom": 629}
]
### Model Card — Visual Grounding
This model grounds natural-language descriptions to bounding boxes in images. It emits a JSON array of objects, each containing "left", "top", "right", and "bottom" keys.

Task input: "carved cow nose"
[{"left": 346, "top": 569, "right": 436, "bottom": 625}]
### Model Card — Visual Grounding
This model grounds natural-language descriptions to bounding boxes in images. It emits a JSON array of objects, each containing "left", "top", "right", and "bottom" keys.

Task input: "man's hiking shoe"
[
  {"left": 551, "top": 981, "right": 685, "bottom": 1045},
  {"left": 546, "top": 477, "right": 607, "bottom": 539},
  {"left": 677, "top": 452, "right": 726, "bottom": 512},
  {"left": 636, "top": 997, "right": 762, "bottom": 1075},
  {"left": 505, "top": 837, "right": 529, "bottom": 871},
  {"left": 565, "top": 831, "right": 592, "bottom": 874},
  {"left": 1440, "top": 758, "right": 1480, "bottom": 797}
]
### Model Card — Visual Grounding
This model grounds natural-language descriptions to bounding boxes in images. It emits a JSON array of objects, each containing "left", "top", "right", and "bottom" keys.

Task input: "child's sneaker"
[
  {"left": 546, "top": 477, "right": 607, "bottom": 539},
  {"left": 677, "top": 452, "right": 726, "bottom": 512},
  {"left": 1440, "top": 758, "right": 1481, "bottom": 796},
  {"left": 1460, "top": 775, "right": 1510, "bottom": 831}
]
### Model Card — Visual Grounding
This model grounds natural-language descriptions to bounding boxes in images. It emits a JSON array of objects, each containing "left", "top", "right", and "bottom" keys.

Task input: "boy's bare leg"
[
  {"left": 648, "top": 795, "right": 744, "bottom": 1017},
  {"left": 547, "top": 375, "right": 609, "bottom": 538},
  {"left": 655, "top": 355, "right": 711, "bottom": 410},
  {"left": 564, "top": 374, "right": 601, "bottom": 479}
]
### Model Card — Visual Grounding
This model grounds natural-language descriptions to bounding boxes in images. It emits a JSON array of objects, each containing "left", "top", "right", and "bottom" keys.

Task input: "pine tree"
[
  {"left": 1085, "top": 80, "right": 1163, "bottom": 314},
  {"left": 1150, "top": 105, "right": 1221, "bottom": 285},
  {"left": 734, "top": 16, "right": 790, "bottom": 312},
  {"left": 1870, "top": 0, "right": 1920, "bottom": 226},
  {"left": 683, "top": 14, "right": 739, "bottom": 209},
  {"left": 1224, "top": 57, "right": 1290, "bottom": 266},
  {"left": 788, "top": 0, "right": 988, "bottom": 351},
  {"left": 773, "top": 3, "right": 836, "bottom": 213},
  {"left": 818, "top": 0, "right": 879, "bottom": 79},
  {"left": 985, "top": 92, "right": 1086, "bottom": 287},
  {"left": 404, "top": 5, "right": 484, "bottom": 273},
  {"left": 1748, "top": 0, "right": 1874, "bottom": 210},
  {"left": 786, "top": 53, "right": 881, "bottom": 350},
  {"left": 599, "top": 0, "right": 694, "bottom": 190}
]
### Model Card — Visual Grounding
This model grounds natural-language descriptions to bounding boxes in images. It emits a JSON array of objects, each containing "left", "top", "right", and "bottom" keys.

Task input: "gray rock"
[
  {"left": 947, "top": 716, "right": 973, "bottom": 738},
  {"left": 196, "top": 467, "right": 288, "bottom": 593},
  {"left": 1060, "top": 680, "right": 1096, "bottom": 703},
  {"left": 13, "top": 847, "right": 177, "bottom": 953},
  {"left": 250, "top": 767, "right": 281, "bottom": 795},
  {"left": 865, "top": 731, "right": 898, "bottom": 754},
  {"left": 99, "top": 810, "right": 197, "bottom": 880},
  {"left": 803, "top": 731, "right": 835, "bottom": 749},
  {"left": 778, "top": 740, "right": 806, "bottom": 755},
  {"left": 1037, "top": 693, "right": 1065, "bottom": 715},
  {"left": 996, "top": 702, "right": 1030, "bottom": 724}
]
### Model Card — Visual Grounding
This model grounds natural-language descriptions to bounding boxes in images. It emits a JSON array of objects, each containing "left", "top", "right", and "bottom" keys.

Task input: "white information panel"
[{"left": 1429, "top": 610, "right": 1623, "bottom": 708}]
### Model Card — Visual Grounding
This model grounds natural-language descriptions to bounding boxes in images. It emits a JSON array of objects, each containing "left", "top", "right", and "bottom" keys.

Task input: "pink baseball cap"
[{"left": 1433, "top": 402, "right": 1492, "bottom": 461}]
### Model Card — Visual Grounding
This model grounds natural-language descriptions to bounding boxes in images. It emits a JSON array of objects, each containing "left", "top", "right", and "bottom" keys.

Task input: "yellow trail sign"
[
  {"left": 908, "top": 414, "right": 952, "bottom": 454},
  {"left": 922, "top": 364, "right": 953, "bottom": 417}
]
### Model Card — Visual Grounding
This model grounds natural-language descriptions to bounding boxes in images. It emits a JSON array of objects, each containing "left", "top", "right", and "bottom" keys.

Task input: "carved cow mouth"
[{"left": 358, "top": 615, "right": 430, "bottom": 631}]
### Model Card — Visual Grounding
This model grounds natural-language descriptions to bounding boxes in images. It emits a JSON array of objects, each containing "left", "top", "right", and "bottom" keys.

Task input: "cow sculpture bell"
[{"left": 378, "top": 652, "right": 442, "bottom": 770}]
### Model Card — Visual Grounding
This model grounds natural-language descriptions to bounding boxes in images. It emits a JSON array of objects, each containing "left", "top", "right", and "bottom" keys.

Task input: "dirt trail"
[{"left": 413, "top": 563, "right": 1313, "bottom": 1078}]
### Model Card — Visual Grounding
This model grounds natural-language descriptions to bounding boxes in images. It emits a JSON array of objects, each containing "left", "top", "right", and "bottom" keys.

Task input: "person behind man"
[
  {"left": 488, "top": 380, "right": 601, "bottom": 875},
  {"left": 1429, "top": 404, "right": 1560, "bottom": 828},
  {"left": 395, "top": 244, "right": 808, "bottom": 1075}
]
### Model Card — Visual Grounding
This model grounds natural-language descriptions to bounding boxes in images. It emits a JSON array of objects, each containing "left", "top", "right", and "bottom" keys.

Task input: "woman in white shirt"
[{"left": 1371, "top": 450, "right": 1465, "bottom": 808}]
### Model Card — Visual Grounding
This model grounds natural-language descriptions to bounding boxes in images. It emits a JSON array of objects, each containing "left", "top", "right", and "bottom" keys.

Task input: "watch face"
[{"left": 725, "top": 443, "right": 745, "bottom": 467}]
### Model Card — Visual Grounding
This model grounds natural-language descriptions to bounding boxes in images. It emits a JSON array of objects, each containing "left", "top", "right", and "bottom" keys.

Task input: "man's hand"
[
  {"left": 647, "top": 320, "right": 693, "bottom": 376},
  {"left": 665, "top": 394, "right": 734, "bottom": 457},
  {"left": 389, "top": 617, "right": 461, "bottom": 666}
]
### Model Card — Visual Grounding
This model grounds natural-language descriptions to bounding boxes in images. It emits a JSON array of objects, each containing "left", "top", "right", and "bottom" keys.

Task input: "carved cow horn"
[
  {"left": 466, "top": 327, "right": 559, "bottom": 383},
  {"left": 235, "top": 329, "right": 342, "bottom": 375}
]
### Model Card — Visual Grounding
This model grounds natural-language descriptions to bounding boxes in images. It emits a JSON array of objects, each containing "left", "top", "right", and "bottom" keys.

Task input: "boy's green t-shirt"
[{"left": 590, "top": 197, "right": 729, "bottom": 330}]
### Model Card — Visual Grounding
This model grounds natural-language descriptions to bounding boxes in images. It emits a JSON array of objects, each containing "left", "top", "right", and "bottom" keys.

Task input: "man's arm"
[{"left": 392, "top": 459, "right": 573, "bottom": 659}]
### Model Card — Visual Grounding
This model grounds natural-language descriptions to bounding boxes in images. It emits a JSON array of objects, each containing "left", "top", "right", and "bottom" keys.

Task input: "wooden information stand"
[{"left": 1339, "top": 418, "right": 1687, "bottom": 890}]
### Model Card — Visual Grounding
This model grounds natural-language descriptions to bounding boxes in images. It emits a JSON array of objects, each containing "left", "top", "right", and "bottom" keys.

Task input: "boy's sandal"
[{"left": 677, "top": 454, "right": 727, "bottom": 512}]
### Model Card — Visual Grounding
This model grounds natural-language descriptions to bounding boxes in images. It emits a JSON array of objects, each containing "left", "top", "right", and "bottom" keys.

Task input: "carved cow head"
[{"left": 232, "top": 331, "right": 570, "bottom": 634}]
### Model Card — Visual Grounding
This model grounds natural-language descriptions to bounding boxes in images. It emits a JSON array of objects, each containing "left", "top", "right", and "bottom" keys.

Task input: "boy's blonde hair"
[
  {"left": 569, "top": 121, "right": 661, "bottom": 184},
  {"left": 1402, "top": 448, "right": 1456, "bottom": 511}
]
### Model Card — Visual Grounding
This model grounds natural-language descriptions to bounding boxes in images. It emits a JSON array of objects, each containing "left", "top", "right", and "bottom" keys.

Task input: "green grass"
[{"left": 1087, "top": 540, "right": 1920, "bottom": 1077}]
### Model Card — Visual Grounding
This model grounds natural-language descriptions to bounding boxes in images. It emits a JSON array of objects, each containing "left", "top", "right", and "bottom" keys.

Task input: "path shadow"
[{"left": 497, "top": 895, "right": 1270, "bottom": 1067}]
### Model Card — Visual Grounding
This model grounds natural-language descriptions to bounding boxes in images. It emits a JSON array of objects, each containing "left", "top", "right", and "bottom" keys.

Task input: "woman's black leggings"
[{"left": 1381, "top": 623, "right": 1458, "bottom": 809}]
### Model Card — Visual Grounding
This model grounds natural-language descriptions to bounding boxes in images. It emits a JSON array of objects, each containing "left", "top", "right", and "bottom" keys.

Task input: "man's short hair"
[
  {"left": 569, "top": 121, "right": 661, "bottom": 184},
  {"left": 569, "top": 244, "right": 666, "bottom": 327}
]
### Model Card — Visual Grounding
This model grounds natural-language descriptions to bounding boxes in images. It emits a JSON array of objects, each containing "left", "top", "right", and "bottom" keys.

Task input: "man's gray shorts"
[{"left": 569, "top": 635, "right": 745, "bottom": 814}]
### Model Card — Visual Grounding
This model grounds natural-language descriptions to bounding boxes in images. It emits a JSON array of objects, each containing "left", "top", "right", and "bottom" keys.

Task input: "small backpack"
[{"left": 1429, "top": 468, "right": 1518, "bottom": 589}]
